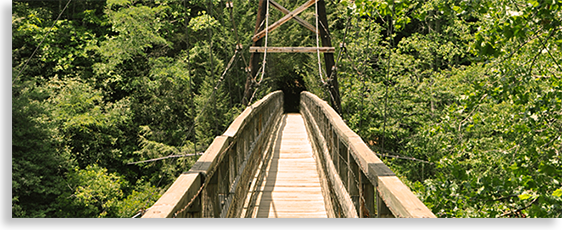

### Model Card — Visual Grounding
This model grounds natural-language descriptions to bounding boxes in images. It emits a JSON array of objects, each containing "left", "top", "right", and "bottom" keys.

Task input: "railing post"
[
  {"left": 202, "top": 172, "right": 217, "bottom": 217},
  {"left": 219, "top": 155, "right": 230, "bottom": 216},
  {"left": 229, "top": 145, "right": 236, "bottom": 192},
  {"left": 377, "top": 189, "right": 394, "bottom": 218}
]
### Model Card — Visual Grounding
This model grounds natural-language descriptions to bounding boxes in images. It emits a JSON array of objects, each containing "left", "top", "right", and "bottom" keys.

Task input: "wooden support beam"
[
  {"left": 249, "top": 46, "right": 335, "bottom": 53},
  {"left": 252, "top": 0, "right": 317, "bottom": 42},
  {"left": 269, "top": 0, "right": 317, "bottom": 34}
]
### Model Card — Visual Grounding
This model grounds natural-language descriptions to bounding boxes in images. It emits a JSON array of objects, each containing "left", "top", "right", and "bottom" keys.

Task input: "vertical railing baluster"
[
  {"left": 339, "top": 140, "right": 347, "bottom": 189},
  {"left": 361, "top": 172, "right": 374, "bottom": 218},
  {"left": 348, "top": 154, "right": 360, "bottom": 216}
]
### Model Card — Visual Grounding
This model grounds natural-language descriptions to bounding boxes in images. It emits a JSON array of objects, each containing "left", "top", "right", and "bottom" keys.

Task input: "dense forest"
[{"left": 12, "top": 0, "right": 561, "bottom": 218}]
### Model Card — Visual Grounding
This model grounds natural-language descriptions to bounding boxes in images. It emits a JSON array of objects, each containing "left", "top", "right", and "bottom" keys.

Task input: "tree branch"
[{"left": 499, "top": 197, "right": 538, "bottom": 217}]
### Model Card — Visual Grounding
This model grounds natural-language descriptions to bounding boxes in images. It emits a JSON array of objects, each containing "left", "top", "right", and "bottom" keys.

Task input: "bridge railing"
[
  {"left": 300, "top": 91, "right": 436, "bottom": 218},
  {"left": 143, "top": 91, "right": 284, "bottom": 218}
]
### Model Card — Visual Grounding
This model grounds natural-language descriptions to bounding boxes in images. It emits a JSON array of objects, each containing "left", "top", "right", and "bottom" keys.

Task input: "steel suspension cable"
[
  {"left": 315, "top": 0, "right": 325, "bottom": 84},
  {"left": 256, "top": 0, "right": 270, "bottom": 85}
]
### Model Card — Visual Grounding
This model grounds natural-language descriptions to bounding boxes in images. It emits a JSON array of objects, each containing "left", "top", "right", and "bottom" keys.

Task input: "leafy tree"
[
  {"left": 12, "top": 80, "right": 73, "bottom": 217},
  {"left": 54, "top": 164, "right": 125, "bottom": 218},
  {"left": 341, "top": 0, "right": 562, "bottom": 217},
  {"left": 45, "top": 77, "right": 134, "bottom": 173},
  {"left": 114, "top": 182, "right": 161, "bottom": 218}
]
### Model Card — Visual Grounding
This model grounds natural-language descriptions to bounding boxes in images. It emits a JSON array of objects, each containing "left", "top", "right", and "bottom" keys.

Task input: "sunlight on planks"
[{"left": 249, "top": 114, "right": 328, "bottom": 218}]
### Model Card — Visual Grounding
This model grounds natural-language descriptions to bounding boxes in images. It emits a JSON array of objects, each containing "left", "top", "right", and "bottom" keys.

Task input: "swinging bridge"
[{"left": 142, "top": 0, "right": 435, "bottom": 218}]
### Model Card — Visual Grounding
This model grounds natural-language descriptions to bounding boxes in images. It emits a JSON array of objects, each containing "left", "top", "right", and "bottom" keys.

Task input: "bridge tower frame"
[{"left": 243, "top": 0, "right": 341, "bottom": 115}]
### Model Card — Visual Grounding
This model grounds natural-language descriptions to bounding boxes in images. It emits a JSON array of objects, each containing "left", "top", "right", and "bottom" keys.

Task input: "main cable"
[
  {"left": 256, "top": 0, "right": 270, "bottom": 85},
  {"left": 315, "top": 0, "right": 325, "bottom": 84}
]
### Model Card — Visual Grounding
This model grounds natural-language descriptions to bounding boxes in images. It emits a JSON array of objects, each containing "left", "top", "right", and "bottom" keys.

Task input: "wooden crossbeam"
[
  {"left": 269, "top": 0, "right": 317, "bottom": 34},
  {"left": 252, "top": 0, "right": 317, "bottom": 42},
  {"left": 249, "top": 46, "right": 335, "bottom": 53}
]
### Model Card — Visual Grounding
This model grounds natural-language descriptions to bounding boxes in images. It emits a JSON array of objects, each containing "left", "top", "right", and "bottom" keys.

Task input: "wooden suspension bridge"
[
  {"left": 142, "top": 91, "right": 435, "bottom": 218},
  {"left": 142, "top": 0, "right": 436, "bottom": 218}
]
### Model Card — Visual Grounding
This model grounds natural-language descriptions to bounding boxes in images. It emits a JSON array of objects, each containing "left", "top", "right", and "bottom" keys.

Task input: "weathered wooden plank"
[
  {"left": 190, "top": 136, "right": 230, "bottom": 175},
  {"left": 257, "top": 204, "right": 327, "bottom": 211},
  {"left": 249, "top": 46, "right": 335, "bottom": 53},
  {"left": 252, "top": 0, "right": 318, "bottom": 42},
  {"left": 257, "top": 191, "right": 323, "bottom": 195},
  {"left": 257, "top": 211, "right": 328, "bottom": 218}
]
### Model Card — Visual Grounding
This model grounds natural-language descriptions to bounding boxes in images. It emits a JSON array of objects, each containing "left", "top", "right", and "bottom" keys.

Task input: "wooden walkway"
[{"left": 250, "top": 113, "right": 328, "bottom": 218}]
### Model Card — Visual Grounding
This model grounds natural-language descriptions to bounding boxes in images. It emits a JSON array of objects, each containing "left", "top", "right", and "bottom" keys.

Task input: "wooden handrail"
[
  {"left": 300, "top": 91, "right": 436, "bottom": 218},
  {"left": 143, "top": 91, "right": 284, "bottom": 218}
]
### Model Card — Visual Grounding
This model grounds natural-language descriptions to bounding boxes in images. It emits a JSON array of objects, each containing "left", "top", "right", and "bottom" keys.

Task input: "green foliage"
[
  {"left": 94, "top": 1, "right": 170, "bottom": 75},
  {"left": 114, "top": 182, "right": 161, "bottom": 218},
  {"left": 12, "top": 80, "right": 73, "bottom": 217},
  {"left": 45, "top": 77, "right": 134, "bottom": 171},
  {"left": 55, "top": 164, "right": 125, "bottom": 218},
  {"left": 55, "top": 166, "right": 160, "bottom": 218},
  {"left": 12, "top": 0, "right": 561, "bottom": 218},
  {"left": 133, "top": 125, "right": 197, "bottom": 186},
  {"left": 339, "top": 0, "right": 562, "bottom": 218},
  {"left": 13, "top": 0, "right": 253, "bottom": 217},
  {"left": 470, "top": 0, "right": 562, "bottom": 58},
  {"left": 12, "top": 1, "right": 102, "bottom": 81},
  {"left": 189, "top": 13, "right": 219, "bottom": 32},
  {"left": 411, "top": 53, "right": 562, "bottom": 217},
  {"left": 12, "top": 0, "right": 232, "bottom": 217}
]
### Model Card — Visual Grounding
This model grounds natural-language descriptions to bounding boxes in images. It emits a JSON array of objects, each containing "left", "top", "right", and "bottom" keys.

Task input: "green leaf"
[
  {"left": 452, "top": 5, "right": 461, "bottom": 13},
  {"left": 107, "top": 0, "right": 130, "bottom": 8},
  {"left": 527, "top": 0, "right": 539, "bottom": 8},
  {"left": 518, "top": 193, "right": 532, "bottom": 200},
  {"left": 553, "top": 189, "right": 562, "bottom": 197}
]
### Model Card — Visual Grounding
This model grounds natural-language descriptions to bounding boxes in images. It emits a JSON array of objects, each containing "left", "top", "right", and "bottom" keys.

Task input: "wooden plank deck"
[{"left": 251, "top": 113, "right": 328, "bottom": 218}]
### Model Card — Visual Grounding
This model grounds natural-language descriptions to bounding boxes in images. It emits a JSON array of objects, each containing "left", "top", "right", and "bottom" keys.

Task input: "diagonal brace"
[
  {"left": 252, "top": 0, "right": 318, "bottom": 42},
  {"left": 269, "top": 0, "right": 317, "bottom": 34}
]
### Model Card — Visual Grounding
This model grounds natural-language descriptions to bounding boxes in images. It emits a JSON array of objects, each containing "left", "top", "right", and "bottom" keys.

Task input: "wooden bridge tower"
[{"left": 242, "top": 0, "right": 341, "bottom": 114}]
